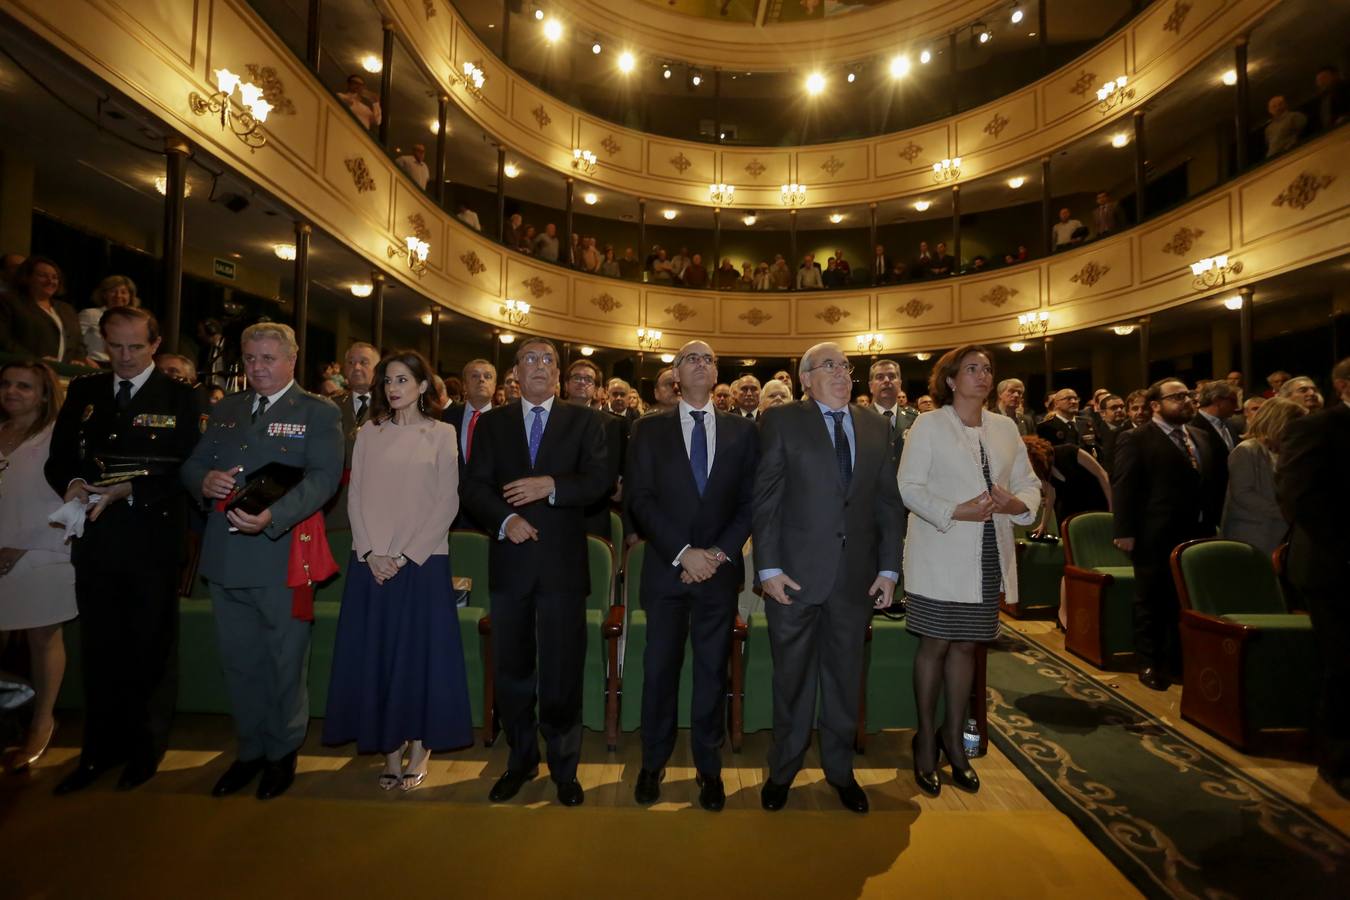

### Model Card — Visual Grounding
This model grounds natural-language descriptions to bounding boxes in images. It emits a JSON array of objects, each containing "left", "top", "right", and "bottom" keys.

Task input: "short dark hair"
[
  {"left": 928, "top": 345, "right": 993, "bottom": 407},
  {"left": 1125, "top": 389, "right": 1148, "bottom": 408},
  {"left": 369, "top": 349, "right": 434, "bottom": 424},
  {"left": 567, "top": 358, "right": 602, "bottom": 383},
  {"left": 1145, "top": 377, "right": 1186, "bottom": 406},
  {"left": 514, "top": 337, "right": 559, "bottom": 364},
  {"left": 100, "top": 305, "right": 161, "bottom": 343}
]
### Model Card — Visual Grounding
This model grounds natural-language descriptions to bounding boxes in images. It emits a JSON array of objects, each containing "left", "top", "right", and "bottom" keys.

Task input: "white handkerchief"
[{"left": 47, "top": 497, "right": 98, "bottom": 540}]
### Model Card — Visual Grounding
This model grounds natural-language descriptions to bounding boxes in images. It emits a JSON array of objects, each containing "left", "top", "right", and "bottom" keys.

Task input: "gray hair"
[
  {"left": 734, "top": 374, "right": 761, "bottom": 390},
  {"left": 798, "top": 342, "right": 843, "bottom": 380},
  {"left": 606, "top": 377, "right": 631, "bottom": 392},
  {"left": 1277, "top": 376, "right": 1316, "bottom": 399},
  {"left": 1196, "top": 380, "right": 1238, "bottom": 406},
  {"left": 997, "top": 378, "right": 1025, "bottom": 395},
  {"left": 241, "top": 322, "right": 298, "bottom": 358}
]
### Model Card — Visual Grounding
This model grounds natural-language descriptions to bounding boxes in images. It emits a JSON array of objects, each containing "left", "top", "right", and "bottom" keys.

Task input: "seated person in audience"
[
  {"left": 1265, "top": 94, "right": 1307, "bottom": 158},
  {"left": 645, "top": 244, "right": 663, "bottom": 272},
  {"left": 888, "top": 260, "right": 908, "bottom": 282},
  {"left": 80, "top": 275, "right": 139, "bottom": 364},
  {"left": 912, "top": 241, "right": 933, "bottom": 279},
  {"left": 1126, "top": 389, "right": 1151, "bottom": 428},
  {"left": 714, "top": 258, "right": 740, "bottom": 290},
  {"left": 966, "top": 255, "right": 987, "bottom": 274},
  {"left": 600, "top": 246, "right": 621, "bottom": 278},
  {"left": 732, "top": 375, "right": 761, "bottom": 420},
  {"left": 682, "top": 254, "right": 709, "bottom": 289},
  {"left": 1239, "top": 395, "right": 1265, "bottom": 431},
  {"left": 760, "top": 380, "right": 794, "bottom": 413},
  {"left": 916, "top": 394, "right": 935, "bottom": 412},
  {"left": 1016, "top": 245, "right": 1030, "bottom": 261},
  {"left": 713, "top": 383, "right": 734, "bottom": 411},
  {"left": 770, "top": 255, "right": 792, "bottom": 290},
  {"left": 1264, "top": 369, "right": 1290, "bottom": 398},
  {"left": 317, "top": 376, "right": 343, "bottom": 399},
  {"left": 395, "top": 144, "right": 430, "bottom": 190},
  {"left": 618, "top": 247, "right": 641, "bottom": 281},
  {"left": 796, "top": 254, "right": 823, "bottom": 290},
  {"left": 928, "top": 242, "right": 956, "bottom": 278},
  {"left": 854, "top": 393, "right": 871, "bottom": 407},
  {"left": 1221, "top": 397, "right": 1305, "bottom": 559},
  {"left": 155, "top": 353, "right": 198, "bottom": 386},
  {"left": 456, "top": 204, "right": 481, "bottom": 233},
  {"left": 1052, "top": 208, "right": 1085, "bottom": 251},
  {"left": 1002, "top": 253, "right": 1017, "bottom": 266},
  {"left": 337, "top": 75, "right": 381, "bottom": 130}
]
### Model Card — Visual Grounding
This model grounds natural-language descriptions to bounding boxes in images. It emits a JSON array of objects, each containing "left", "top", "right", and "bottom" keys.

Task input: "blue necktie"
[
  {"left": 828, "top": 410, "right": 852, "bottom": 488},
  {"left": 689, "top": 410, "right": 708, "bottom": 496},
  {"left": 528, "top": 406, "right": 545, "bottom": 467}
]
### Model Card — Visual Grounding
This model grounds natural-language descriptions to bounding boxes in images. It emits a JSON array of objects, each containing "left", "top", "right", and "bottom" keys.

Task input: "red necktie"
[{"left": 465, "top": 409, "right": 481, "bottom": 461}]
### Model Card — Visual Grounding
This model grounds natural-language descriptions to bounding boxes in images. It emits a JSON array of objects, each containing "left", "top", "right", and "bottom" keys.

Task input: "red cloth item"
[
  {"left": 286, "top": 512, "right": 339, "bottom": 621},
  {"left": 465, "top": 408, "right": 481, "bottom": 461}
]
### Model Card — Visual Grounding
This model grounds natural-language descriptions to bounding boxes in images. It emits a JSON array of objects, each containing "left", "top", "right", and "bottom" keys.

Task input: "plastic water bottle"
[{"left": 962, "top": 718, "right": 981, "bottom": 758}]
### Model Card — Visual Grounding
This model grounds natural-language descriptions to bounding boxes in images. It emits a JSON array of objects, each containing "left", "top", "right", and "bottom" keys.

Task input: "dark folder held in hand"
[{"left": 225, "top": 462, "right": 306, "bottom": 516}]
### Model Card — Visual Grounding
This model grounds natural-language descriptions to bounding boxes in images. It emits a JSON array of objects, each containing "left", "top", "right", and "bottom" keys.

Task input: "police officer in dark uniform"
[
  {"left": 44, "top": 306, "right": 201, "bottom": 794},
  {"left": 1036, "top": 387, "right": 1101, "bottom": 459}
]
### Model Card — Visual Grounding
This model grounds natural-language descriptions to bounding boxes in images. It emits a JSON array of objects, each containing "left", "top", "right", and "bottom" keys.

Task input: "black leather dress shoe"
[
  {"left": 829, "top": 777, "right": 869, "bottom": 813},
  {"left": 936, "top": 732, "right": 980, "bottom": 794},
  {"left": 634, "top": 768, "right": 663, "bottom": 805},
  {"left": 213, "top": 758, "right": 265, "bottom": 797},
  {"left": 760, "top": 779, "right": 790, "bottom": 812},
  {"left": 256, "top": 752, "right": 297, "bottom": 800},
  {"left": 116, "top": 756, "right": 161, "bottom": 791},
  {"left": 556, "top": 779, "right": 585, "bottom": 807},
  {"left": 488, "top": 767, "right": 539, "bottom": 802},
  {"left": 53, "top": 759, "right": 118, "bottom": 796},
  {"left": 1138, "top": 666, "right": 1171, "bottom": 692},
  {"left": 911, "top": 734, "right": 940, "bottom": 798},
  {"left": 696, "top": 774, "right": 725, "bottom": 812}
]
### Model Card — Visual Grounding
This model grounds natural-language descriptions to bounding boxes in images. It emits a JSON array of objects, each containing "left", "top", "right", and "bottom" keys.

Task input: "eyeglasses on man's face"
[
  {"left": 808, "top": 359, "right": 853, "bottom": 376},
  {"left": 1161, "top": 390, "right": 1197, "bottom": 403},
  {"left": 567, "top": 373, "right": 596, "bottom": 385},
  {"left": 677, "top": 352, "right": 716, "bottom": 368},
  {"left": 519, "top": 352, "right": 556, "bottom": 369}
]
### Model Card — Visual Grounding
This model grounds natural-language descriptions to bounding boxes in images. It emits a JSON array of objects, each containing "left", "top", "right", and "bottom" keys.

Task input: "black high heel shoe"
[
  {"left": 911, "top": 733, "right": 941, "bottom": 798},
  {"left": 935, "top": 731, "right": 981, "bottom": 794}
]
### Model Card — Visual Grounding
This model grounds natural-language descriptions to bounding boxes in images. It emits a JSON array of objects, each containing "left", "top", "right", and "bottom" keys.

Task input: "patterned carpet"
[{"left": 986, "top": 630, "right": 1348, "bottom": 899}]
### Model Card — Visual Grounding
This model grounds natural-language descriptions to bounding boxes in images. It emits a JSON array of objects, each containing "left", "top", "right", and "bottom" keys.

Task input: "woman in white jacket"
[{"left": 898, "top": 345, "right": 1040, "bottom": 797}]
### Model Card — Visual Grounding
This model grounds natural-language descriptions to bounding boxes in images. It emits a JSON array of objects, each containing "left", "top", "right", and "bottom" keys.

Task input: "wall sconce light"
[
  {"left": 456, "top": 61, "right": 487, "bottom": 99},
  {"left": 914, "top": 352, "right": 932, "bottom": 361},
  {"left": 1112, "top": 324, "right": 1136, "bottom": 336},
  {"left": 932, "top": 157, "right": 961, "bottom": 183},
  {"left": 829, "top": 213, "right": 845, "bottom": 224},
  {"left": 742, "top": 213, "right": 758, "bottom": 226},
  {"left": 154, "top": 176, "right": 192, "bottom": 197},
  {"left": 855, "top": 333, "right": 884, "bottom": 354},
  {"left": 1223, "top": 295, "right": 1244, "bottom": 311},
  {"left": 503, "top": 162, "right": 520, "bottom": 178},
  {"left": 1009, "top": 342, "right": 1026, "bottom": 352},
  {"left": 349, "top": 283, "right": 373, "bottom": 298},
  {"left": 1096, "top": 76, "right": 1134, "bottom": 113},
  {"left": 662, "top": 209, "right": 678, "bottom": 221},
  {"left": 572, "top": 148, "right": 598, "bottom": 176},
  {"left": 636, "top": 327, "right": 662, "bottom": 351},
  {"left": 501, "top": 298, "right": 531, "bottom": 326},
  {"left": 1018, "top": 310, "right": 1049, "bottom": 338},
  {"left": 914, "top": 199, "right": 932, "bottom": 212},
  {"left": 189, "top": 68, "right": 270, "bottom": 151},
  {"left": 780, "top": 182, "right": 807, "bottom": 206},
  {"left": 498, "top": 333, "right": 516, "bottom": 344},
  {"left": 388, "top": 235, "right": 430, "bottom": 276},
  {"left": 709, "top": 183, "right": 736, "bottom": 204},
  {"left": 1190, "top": 255, "right": 1242, "bottom": 290}
]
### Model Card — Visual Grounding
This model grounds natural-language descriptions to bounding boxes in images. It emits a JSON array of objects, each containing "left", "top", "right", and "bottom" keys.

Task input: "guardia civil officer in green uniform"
[
  {"left": 181, "top": 322, "right": 343, "bottom": 800},
  {"left": 45, "top": 306, "right": 201, "bottom": 795}
]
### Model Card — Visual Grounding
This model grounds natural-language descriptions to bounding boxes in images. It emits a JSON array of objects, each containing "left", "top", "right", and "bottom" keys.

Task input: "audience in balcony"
[
  {"left": 532, "top": 223, "right": 560, "bottom": 262},
  {"left": 1093, "top": 191, "right": 1128, "bottom": 238},
  {"left": 670, "top": 247, "right": 692, "bottom": 281},
  {"left": 914, "top": 241, "right": 933, "bottom": 276},
  {"left": 821, "top": 257, "right": 845, "bottom": 288},
  {"left": 79, "top": 275, "right": 139, "bottom": 364},
  {"left": 713, "top": 258, "right": 739, "bottom": 290},
  {"left": 618, "top": 247, "right": 641, "bottom": 280},
  {"left": 517, "top": 225, "right": 536, "bottom": 256},
  {"left": 681, "top": 253, "right": 707, "bottom": 288},
  {"left": 337, "top": 75, "right": 381, "bottom": 131},
  {"left": 1309, "top": 65, "right": 1349, "bottom": 133},
  {"left": 796, "top": 254, "right": 824, "bottom": 290},
  {"left": 1052, "top": 208, "right": 1087, "bottom": 252},
  {"left": 0, "top": 256, "right": 92, "bottom": 366},
  {"left": 579, "top": 237, "right": 601, "bottom": 274},
  {"left": 770, "top": 255, "right": 792, "bottom": 290},
  {"left": 736, "top": 262, "right": 754, "bottom": 290},
  {"left": 455, "top": 204, "right": 481, "bottom": 233},
  {"left": 505, "top": 213, "right": 524, "bottom": 249},
  {"left": 395, "top": 144, "right": 429, "bottom": 190},
  {"left": 928, "top": 242, "right": 956, "bottom": 278},
  {"left": 649, "top": 248, "right": 675, "bottom": 284},
  {"left": 1265, "top": 95, "right": 1307, "bottom": 158},
  {"left": 600, "top": 247, "right": 621, "bottom": 279},
  {"left": 871, "top": 245, "right": 893, "bottom": 284}
]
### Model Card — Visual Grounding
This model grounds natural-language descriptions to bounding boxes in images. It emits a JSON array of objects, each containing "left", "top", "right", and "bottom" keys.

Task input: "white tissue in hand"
[{"left": 47, "top": 497, "right": 95, "bottom": 539}]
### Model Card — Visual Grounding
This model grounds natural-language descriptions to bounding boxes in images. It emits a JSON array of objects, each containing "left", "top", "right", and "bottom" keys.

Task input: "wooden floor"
[{"left": 1006, "top": 616, "right": 1350, "bottom": 836}]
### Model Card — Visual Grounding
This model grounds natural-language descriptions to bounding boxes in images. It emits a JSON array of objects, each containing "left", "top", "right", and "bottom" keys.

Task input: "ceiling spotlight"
[
  {"left": 543, "top": 17, "right": 563, "bottom": 42},
  {"left": 662, "top": 65, "right": 672, "bottom": 80},
  {"left": 1221, "top": 69, "right": 1237, "bottom": 86},
  {"left": 691, "top": 71, "right": 702, "bottom": 87},
  {"left": 1008, "top": 176, "right": 1025, "bottom": 189},
  {"left": 273, "top": 243, "right": 296, "bottom": 261},
  {"left": 1111, "top": 132, "right": 1130, "bottom": 148},
  {"left": 592, "top": 41, "right": 602, "bottom": 55},
  {"left": 1224, "top": 295, "right": 1244, "bottom": 310},
  {"left": 919, "top": 49, "right": 932, "bottom": 65},
  {"left": 583, "top": 192, "right": 598, "bottom": 205},
  {"left": 1008, "top": 342, "right": 1026, "bottom": 353},
  {"left": 503, "top": 162, "right": 520, "bottom": 178},
  {"left": 1011, "top": 5, "right": 1024, "bottom": 24},
  {"left": 805, "top": 72, "right": 826, "bottom": 96},
  {"left": 420, "top": 312, "right": 433, "bottom": 326},
  {"left": 660, "top": 353, "right": 676, "bottom": 364},
  {"left": 974, "top": 23, "right": 992, "bottom": 45},
  {"left": 846, "top": 70, "right": 856, "bottom": 84},
  {"left": 662, "top": 209, "right": 678, "bottom": 220},
  {"left": 743, "top": 213, "right": 757, "bottom": 226},
  {"left": 914, "top": 352, "right": 932, "bottom": 361},
  {"left": 889, "top": 55, "right": 911, "bottom": 79},
  {"left": 499, "top": 333, "right": 517, "bottom": 344},
  {"left": 580, "top": 346, "right": 595, "bottom": 357},
  {"left": 533, "top": 8, "right": 544, "bottom": 20},
  {"left": 1112, "top": 325, "right": 1136, "bottom": 336},
  {"left": 618, "top": 51, "right": 636, "bottom": 73},
  {"left": 349, "top": 283, "right": 373, "bottom": 298},
  {"left": 829, "top": 213, "right": 844, "bottom": 224},
  {"left": 360, "top": 54, "right": 382, "bottom": 74},
  {"left": 914, "top": 199, "right": 931, "bottom": 212}
]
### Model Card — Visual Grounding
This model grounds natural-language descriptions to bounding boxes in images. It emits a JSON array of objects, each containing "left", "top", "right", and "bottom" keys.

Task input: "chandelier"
[
  {"left": 780, "top": 182, "right": 807, "bottom": 206},
  {"left": 500, "top": 298, "right": 530, "bottom": 326},
  {"left": 388, "top": 235, "right": 430, "bottom": 277},
  {"left": 571, "top": 148, "right": 598, "bottom": 176},
  {"left": 855, "top": 333, "right": 884, "bottom": 354},
  {"left": 932, "top": 157, "right": 961, "bottom": 183},
  {"left": 456, "top": 61, "right": 486, "bottom": 99},
  {"left": 1190, "top": 255, "right": 1242, "bottom": 290},
  {"left": 708, "top": 183, "right": 735, "bottom": 205},
  {"left": 636, "top": 327, "right": 662, "bottom": 351},
  {"left": 1096, "top": 76, "right": 1134, "bottom": 114},
  {"left": 189, "top": 69, "right": 271, "bottom": 151},
  {"left": 1017, "top": 311, "right": 1049, "bottom": 338}
]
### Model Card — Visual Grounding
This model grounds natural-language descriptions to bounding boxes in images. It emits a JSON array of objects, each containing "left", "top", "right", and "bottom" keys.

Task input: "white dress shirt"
[
  {"left": 395, "top": 155, "right": 430, "bottom": 190},
  {"left": 499, "top": 396, "right": 557, "bottom": 538},
  {"left": 113, "top": 363, "right": 156, "bottom": 400},
  {"left": 678, "top": 398, "right": 717, "bottom": 476},
  {"left": 252, "top": 380, "right": 295, "bottom": 417}
]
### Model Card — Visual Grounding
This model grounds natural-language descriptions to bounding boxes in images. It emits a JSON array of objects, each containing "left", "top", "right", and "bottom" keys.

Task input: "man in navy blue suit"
[{"left": 625, "top": 340, "right": 759, "bottom": 811}]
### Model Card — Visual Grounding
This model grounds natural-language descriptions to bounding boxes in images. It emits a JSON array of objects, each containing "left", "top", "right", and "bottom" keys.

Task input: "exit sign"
[{"left": 213, "top": 258, "right": 237, "bottom": 280}]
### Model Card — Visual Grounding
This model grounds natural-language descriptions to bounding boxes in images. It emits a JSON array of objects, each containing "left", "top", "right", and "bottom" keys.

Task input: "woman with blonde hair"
[
  {"left": 0, "top": 361, "right": 75, "bottom": 771},
  {"left": 80, "top": 275, "right": 139, "bottom": 363},
  {"left": 1221, "top": 397, "right": 1307, "bottom": 558}
]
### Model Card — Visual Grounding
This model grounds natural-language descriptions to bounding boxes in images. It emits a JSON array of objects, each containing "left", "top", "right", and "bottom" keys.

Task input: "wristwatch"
[{"left": 709, "top": 546, "right": 728, "bottom": 563}]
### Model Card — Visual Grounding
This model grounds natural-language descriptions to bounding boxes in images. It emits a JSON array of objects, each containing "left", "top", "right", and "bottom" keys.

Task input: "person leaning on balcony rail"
[{"left": 336, "top": 74, "right": 381, "bottom": 130}]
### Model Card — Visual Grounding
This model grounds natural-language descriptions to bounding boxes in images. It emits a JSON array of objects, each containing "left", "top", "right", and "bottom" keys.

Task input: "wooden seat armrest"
[
  {"left": 602, "top": 604, "right": 625, "bottom": 638},
  {"left": 1180, "top": 609, "right": 1251, "bottom": 638},
  {"left": 477, "top": 614, "right": 492, "bottom": 636},
  {"left": 733, "top": 615, "right": 748, "bottom": 640},
  {"left": 1064, "top": 564, "right": 1113, "bottom": 586}
]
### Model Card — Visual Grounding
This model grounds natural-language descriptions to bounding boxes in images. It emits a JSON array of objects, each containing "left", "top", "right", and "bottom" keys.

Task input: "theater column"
[
  {"left": 789, "top": 209, "right": 798, "bottom": 271},
  {"left": 293, "top": 222, "right": 311, "bottom": 382},
  {"left": 1234, "top": 37, "right": 1250, "bottom": 173},
  {"left": 1040, "top": 156, "right": 1052, "bottom": 257},
  {"left": 563, "top": 177, "right": 574, "bottom": 267},
  {"left": 378, "top": 20, "right": 394, "bottom": 148},
  {"left": 161, "top": 137, "right": 189, "bottom": 353},
  {"left": 371, "top": 272, "right": 386, "bottom": 351},
  {"left": 1133, "top": 111, "right": 1147, "bottom": 222},
  {"left": 713, "top": 207, "right": 722, "bottom": 280},
  {"left": 1043, "top": 336, "right": 1054, "bottom": 394},
  {"left": 951, "top": 185, "right": 961, "bottom": 269},
  {"left": 428, "top": 304, "right": 441, "bottom": 372},
  {"left": 1238, "top": 288, "right": 1254, "bottom": 393},
  {"left": 494, "top": 146, "right": 506, "bottom": 242},
  {"left": 305, "top": 0, "right": 322, "bottom": 74},
  {"left": 1137, "top": 316, "right": 1151, "bottom": 388},
  {"left": 434, "top": 94, "right": 449, "bottom": 206}
]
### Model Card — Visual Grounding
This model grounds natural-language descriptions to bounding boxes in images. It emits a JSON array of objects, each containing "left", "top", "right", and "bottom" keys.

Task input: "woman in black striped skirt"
[{"left": 897, "top": 346, "right": 1041, "bottom": 796}]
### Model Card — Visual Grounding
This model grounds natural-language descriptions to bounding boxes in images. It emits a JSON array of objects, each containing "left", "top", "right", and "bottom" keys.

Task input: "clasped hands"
[
  {"left": 500, "top": 476, "right": 556, "bottom": 544},
  {"left": 366, "top": 554, "right": 401, "bottom": 584},
  {"left": 678, "top": 548, "right": 724, "bottom": 584},
  {"left": 953, "top": 484, "right": 1027, "bottom": 522},
  {"left": 64, "top": 479, "right": 131, "bottom": 522},
  {"left": 201, "top": 467, "right": 273, "bottom": 534},
  {"left": 761, "top": 572, "right": 896, "bottom": 610}
]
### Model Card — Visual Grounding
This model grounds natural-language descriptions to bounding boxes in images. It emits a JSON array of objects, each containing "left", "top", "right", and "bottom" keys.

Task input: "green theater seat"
[
  {"left": 1170, "top": 539, "right": 1317, "bottom": 751},
  {"left": 1061, "top": 512, "right": 1137, "bottom": 669},
  {"left": 614, "top": 542, "right": 695, "bottom": 740},
  {"left": 1006, "top": 510, "right": 1063, "bottom": 619}
]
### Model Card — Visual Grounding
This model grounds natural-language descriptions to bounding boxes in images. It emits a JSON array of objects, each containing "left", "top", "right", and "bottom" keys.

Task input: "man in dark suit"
[
  {"left": 866, "top": 358, "right": 909, "bottom": 468},
  {"left": 626, "top": 340, "right": 758, "bottom": 811},
  {"left": 928, "top": 241, "right": 957, "bottom": 278},
  {"left": 1190, "top": 380, "right": 1240, "bottom": 498},
  {"left": 181, "top": 322, "right": 344, "bottom": 800},
  {"left": 1037, "top": 388, "right": 1102, "bottom": 458},
  {"left": 732, "top": 374, "right": 761, "bottom": 420},
  {"left": 1277, "top": 358, "right": 1350, "bottom": 799},
  {"left": 753, "top": 342, "right": 905, "bottom": 813},
  {"left": 324, "top": 342, "right": 378, "bottom": 531},
  {"left": 563, "top": 357, "right": 624, "bottom": 539},
  {"left": 441, "top": 358, "right": 497, "bottom": 530},
  {"left": 994, "top": 378, "right": 1037, "bottom": 437},
  {"left": 911, "top": 241, "right": 933, "bottom": 280},
  {"left": 870, "top": 244, "right": 896, "bottom": 285},
  {"left": 44, "top": 307, "right": 201, "bottom": 794},
  {"left": 1096, "top": 393, "right": 1130, "bottom": 473},
  {"left": 461, "top": 338, "right": 610, "bottom": 807},
  {"left": 1111, "top": 378, "right": 1223, "bottom": 691}
]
